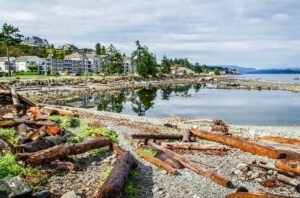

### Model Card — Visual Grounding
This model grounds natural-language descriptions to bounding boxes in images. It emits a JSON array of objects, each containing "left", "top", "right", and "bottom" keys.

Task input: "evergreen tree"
[
  {"left": 95, "top": 43, "right": 101, "bottom": 55},
  {"left": 101, "top": 46, "right": 106, "bottom": 55},
  {"left": 161, "top": 55, "right": 171, "bottom": 74},
  {"left": 102, "top": 44, "right": 123, "bottom": 74},
  {"left": 131, "top": 40, "right": 157, "bottom": 77},
  {"left": 0, "top": 23, "right": 23, "bottom": 76}
]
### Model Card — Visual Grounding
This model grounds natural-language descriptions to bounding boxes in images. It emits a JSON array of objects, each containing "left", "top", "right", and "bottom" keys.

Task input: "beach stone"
[
  {"left": 32, "top": 190, "right": 52, "bottom": 198},
  {"left": 0, "top": 180, "right": 11, "bottom": 197},
  {"left": 246, "top": 171, "right": 254, "bottom": 176},
  {"left": 237, "top": 163, "right": 249, "bottom": 172},
  {"left": 250, "top": 172, "right": 260, "bottom": 179},
  {"left": 233, "top": 170, "right": 241, "bottom": 175},
  {"left": 267, "top": 170, "right": 273, "bottom": 175},
  {"left": 5, "top": 176, "right": 32, "bottom": 197},
  {"left": 61, "top": 191, "right": 81, "bottom": 198}
]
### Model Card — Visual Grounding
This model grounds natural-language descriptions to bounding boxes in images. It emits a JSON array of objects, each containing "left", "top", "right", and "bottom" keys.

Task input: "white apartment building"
[{"left": 0, "top": 57, "right": 16, "bottom": 73}]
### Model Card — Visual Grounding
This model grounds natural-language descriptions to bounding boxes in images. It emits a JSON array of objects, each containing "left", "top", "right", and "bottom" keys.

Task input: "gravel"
[{"left": 71, "top": 108, "right": 300, "bottom": 198}]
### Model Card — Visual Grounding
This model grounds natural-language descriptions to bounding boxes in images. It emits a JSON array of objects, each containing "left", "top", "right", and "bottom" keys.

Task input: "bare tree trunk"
[{"left": 6, "top": 45, "right": 11, "bottom": 77}]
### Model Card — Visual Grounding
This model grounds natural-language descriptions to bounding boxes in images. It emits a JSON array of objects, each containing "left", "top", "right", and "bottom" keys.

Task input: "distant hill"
[
  {"left": 247, "top": 69, "right": 300, "bottom": 74},
  {"left": 219, "top": 65, "right": 257, "bottom": 74}
]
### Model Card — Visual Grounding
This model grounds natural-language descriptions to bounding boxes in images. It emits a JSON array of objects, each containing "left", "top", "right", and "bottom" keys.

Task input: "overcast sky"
[{"left": 0, "top": 0, "right": 299, "bottom": 68}]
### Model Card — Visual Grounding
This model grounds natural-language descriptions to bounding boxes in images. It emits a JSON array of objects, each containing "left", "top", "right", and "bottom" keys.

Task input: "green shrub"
[
  {"left": 0, "top": 153, "right": 24, "bottom": 179},
  {"left": 0, "top": 128, "right": 18, "bottom": 145},
  {"left": 48, "top": 115, "right": 80, "bottom": 129},
  {"left": 141, "top": 148, "right": 157, "bottom": 157}
]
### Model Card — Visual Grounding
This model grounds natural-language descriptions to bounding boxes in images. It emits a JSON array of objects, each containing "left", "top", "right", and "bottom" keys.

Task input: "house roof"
[
  {"left": 85, "top": 53, "right": 100, "bottom": 59},
  {"left": 0, "top": 57, "right": 16, "bottom": 62},
  {"left": 65, "top": 52, "right": 87, "bottom": 60},
  {"left": 16, "top": 56, "right": 40, "bottom": 62}
]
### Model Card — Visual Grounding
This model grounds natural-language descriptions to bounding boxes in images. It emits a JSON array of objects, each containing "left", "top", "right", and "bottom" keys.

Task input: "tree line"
[{"left": 0, "top": 23, "right": 223, "bottom": 77}]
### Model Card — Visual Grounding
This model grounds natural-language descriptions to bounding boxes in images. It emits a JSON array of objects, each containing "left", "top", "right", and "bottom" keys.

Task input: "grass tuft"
[
  {"left": 0, "top": 128, "right": 19, "bottom": 145},
  {"left": 141, "top": 148, "right": 157, "bottom": 157},
  {"left": 125, "top": 170, "right": 140, "bottom": 198},
  {"left": 0, "top": 152, "right": 24, "bottom": 179}
]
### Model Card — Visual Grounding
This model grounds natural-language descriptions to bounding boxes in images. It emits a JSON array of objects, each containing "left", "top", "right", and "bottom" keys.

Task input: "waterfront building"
[{"left": 21, "top": 36, "right": 49, "bottom": 48}]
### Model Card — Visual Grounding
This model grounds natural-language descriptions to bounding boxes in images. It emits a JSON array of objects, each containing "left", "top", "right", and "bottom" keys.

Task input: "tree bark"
[
  {"left": 276, "top": 174, "right": 300, "bottom": 193},
  {"left": 137, "top": 149, "right": 177, "bottom": 175},
  {"left": 275, "top": 160, "right": 300, "bottom": 175},
  {"left": 161, "top": 142, "right": 228, "bottom": 151},
  {"left": 226, "top": 192, "right": 296, "bottom": 198},
  {"left": 148, "top": 141, "right": 233, "bottom": 188},
  {"left": 94, "top": 151, "right": 136, "bottom": 198},
  {"left": 260, "top": 136, "right": 300, "bottom": 147},
  {"left": 190, "top": 129, "right": 286, "bottom": 159},
  {"left": 16, "top": 139, "right": 112, "bottom": 165}
]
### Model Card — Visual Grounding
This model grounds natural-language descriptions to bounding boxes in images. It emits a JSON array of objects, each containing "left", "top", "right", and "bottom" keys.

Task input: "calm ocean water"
[
  {"left": 239, "top": 74, "right": 300, "bottom": 84},
  {"left": 64, "top": 84, "right": 300, "bottom": 126}
]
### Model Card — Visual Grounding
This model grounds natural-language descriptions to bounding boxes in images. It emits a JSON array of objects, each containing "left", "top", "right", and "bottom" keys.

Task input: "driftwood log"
[
  {"left": 139, "top": 145, "right": 183, "bottom": 169},
  {"left": 11, "top": 88, "right": 20, "bottom": 105},
  {"left": 41, "top": 106, "right": 77, "bottom": 117},
  {"left": 0, "top": 120, "right": 20, "bottom": 127},
  {"left": 137, "top": 149, "right": 177, "bottom": 175},
  {"left": 226, "top": 192, "right": 297, "bottom": 198},
  {"left": 148, "top": 141, "right": 233, "bottom": 188},
  {"left": 14, "top": 135, "right": 68, "bottom": 153},
  {"left": 161, "top": 142, "right": 229, "bottom": 151},
  {"left": 275, "top": 160, "right": 300, "bottom": 175},
  {"left": 190, "top": 129, "right": 286, "bottom": 159},
  {"left": 94, "top": 151, "right": 136, "bottom": 198},
  {"left": 132, "top": 134, "right": 183, "bottom": 140},
  {"left": 276, "top": 174, "right": 300, "bottom": 193},
  {"left": 247, "top": 162, "right": 295, "bottom": 178},
  {"left": 260, "top": 136, "right": 300, "bottom": 147},
  {"left": 182, "top": 130, "right": 191, "bottom": 142},
  {"left": 16, "top": 139, "right": 112, "bottom": 165}
]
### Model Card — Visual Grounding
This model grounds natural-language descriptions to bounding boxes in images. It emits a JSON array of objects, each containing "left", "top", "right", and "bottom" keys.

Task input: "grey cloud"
[{"left": 0, "top": 0, "right": 299, "bottom": 68}]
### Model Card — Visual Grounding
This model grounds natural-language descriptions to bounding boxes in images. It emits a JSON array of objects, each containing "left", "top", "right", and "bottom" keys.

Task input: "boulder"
[
  {"left": 3, "top": 176, "right": 32, "bottom": 197},
  {"left": 61, "top": 191, "right": 82, "bottom": 198}
]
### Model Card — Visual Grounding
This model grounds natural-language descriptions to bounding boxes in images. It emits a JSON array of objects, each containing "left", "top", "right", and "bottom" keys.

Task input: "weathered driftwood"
[
  {"left": 148, "top": 141, "right": 233, "bottom": 188},
  {"left": 50, "top": 161, "right": 75, "bottom": 172},
  {"left": 155, "top": 151, "right": 183, "bottom": 169},
  {"left": 16, "top": 139, "right": 112, "bottom": 165},
  {"left": 139, "top": 145, "right": 183, "bottom": 169},
  {"left": 41, "top": 106, "right": 77, "bottom": 117},
  {"left": 0, "top": 89, "right": 11, "bottom": 95},
  {"left": 112, "top": 143, "right": 126, "bottom": 156},
  {"left": 15, "top": 135, "right": 68, "bottom": 153},
  {"left": 211, "top": 125, "right": 228, "bottom": 134},
  {"left": 0, "top": 120, "right": 20, "bottom": 127},
  {"left": 276, "top": 174, "right": 300, "bottom": 193},
  {"left": 260, "top": 136, "right": 300, "bottom": 147},
  {"left": 94, "top": 151, "right": 136, "bottom": 198},
  {"left": 226, "top": 192, "right": 296, "bottom": 198},
  {"left": 182, "top": 119, "right": 213, "bottom": 123},
  {"left": 14, "top": 139, "right": 53, "bottom": 153},
  {"left": 190, "top": 129, "right": 286, "bottom": 159},
  {"left": 161, "top": 142, "right": 229, "bottom": 151},
  {"left": 182, "top": 130, "right": 191, "bottom": 142},
  {"left": 131, "top": 134, "right": 183, "bottom": 140},
  {"left": 275, "top": 160, "right": 300, "bottom": 175},
  {"left": 137, "top": 149, "right": 177, "bottom": 175},
  {"left": 11, "top": 88, "right": 20, "bottom": 105},
  {"left": 247, "top": 162, "right": 295, "bottom": 178}
]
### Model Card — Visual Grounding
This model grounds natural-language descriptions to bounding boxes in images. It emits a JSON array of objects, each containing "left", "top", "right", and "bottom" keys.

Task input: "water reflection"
[{"left": 64, "top": 84, "right": 300, "bottom": 125}]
